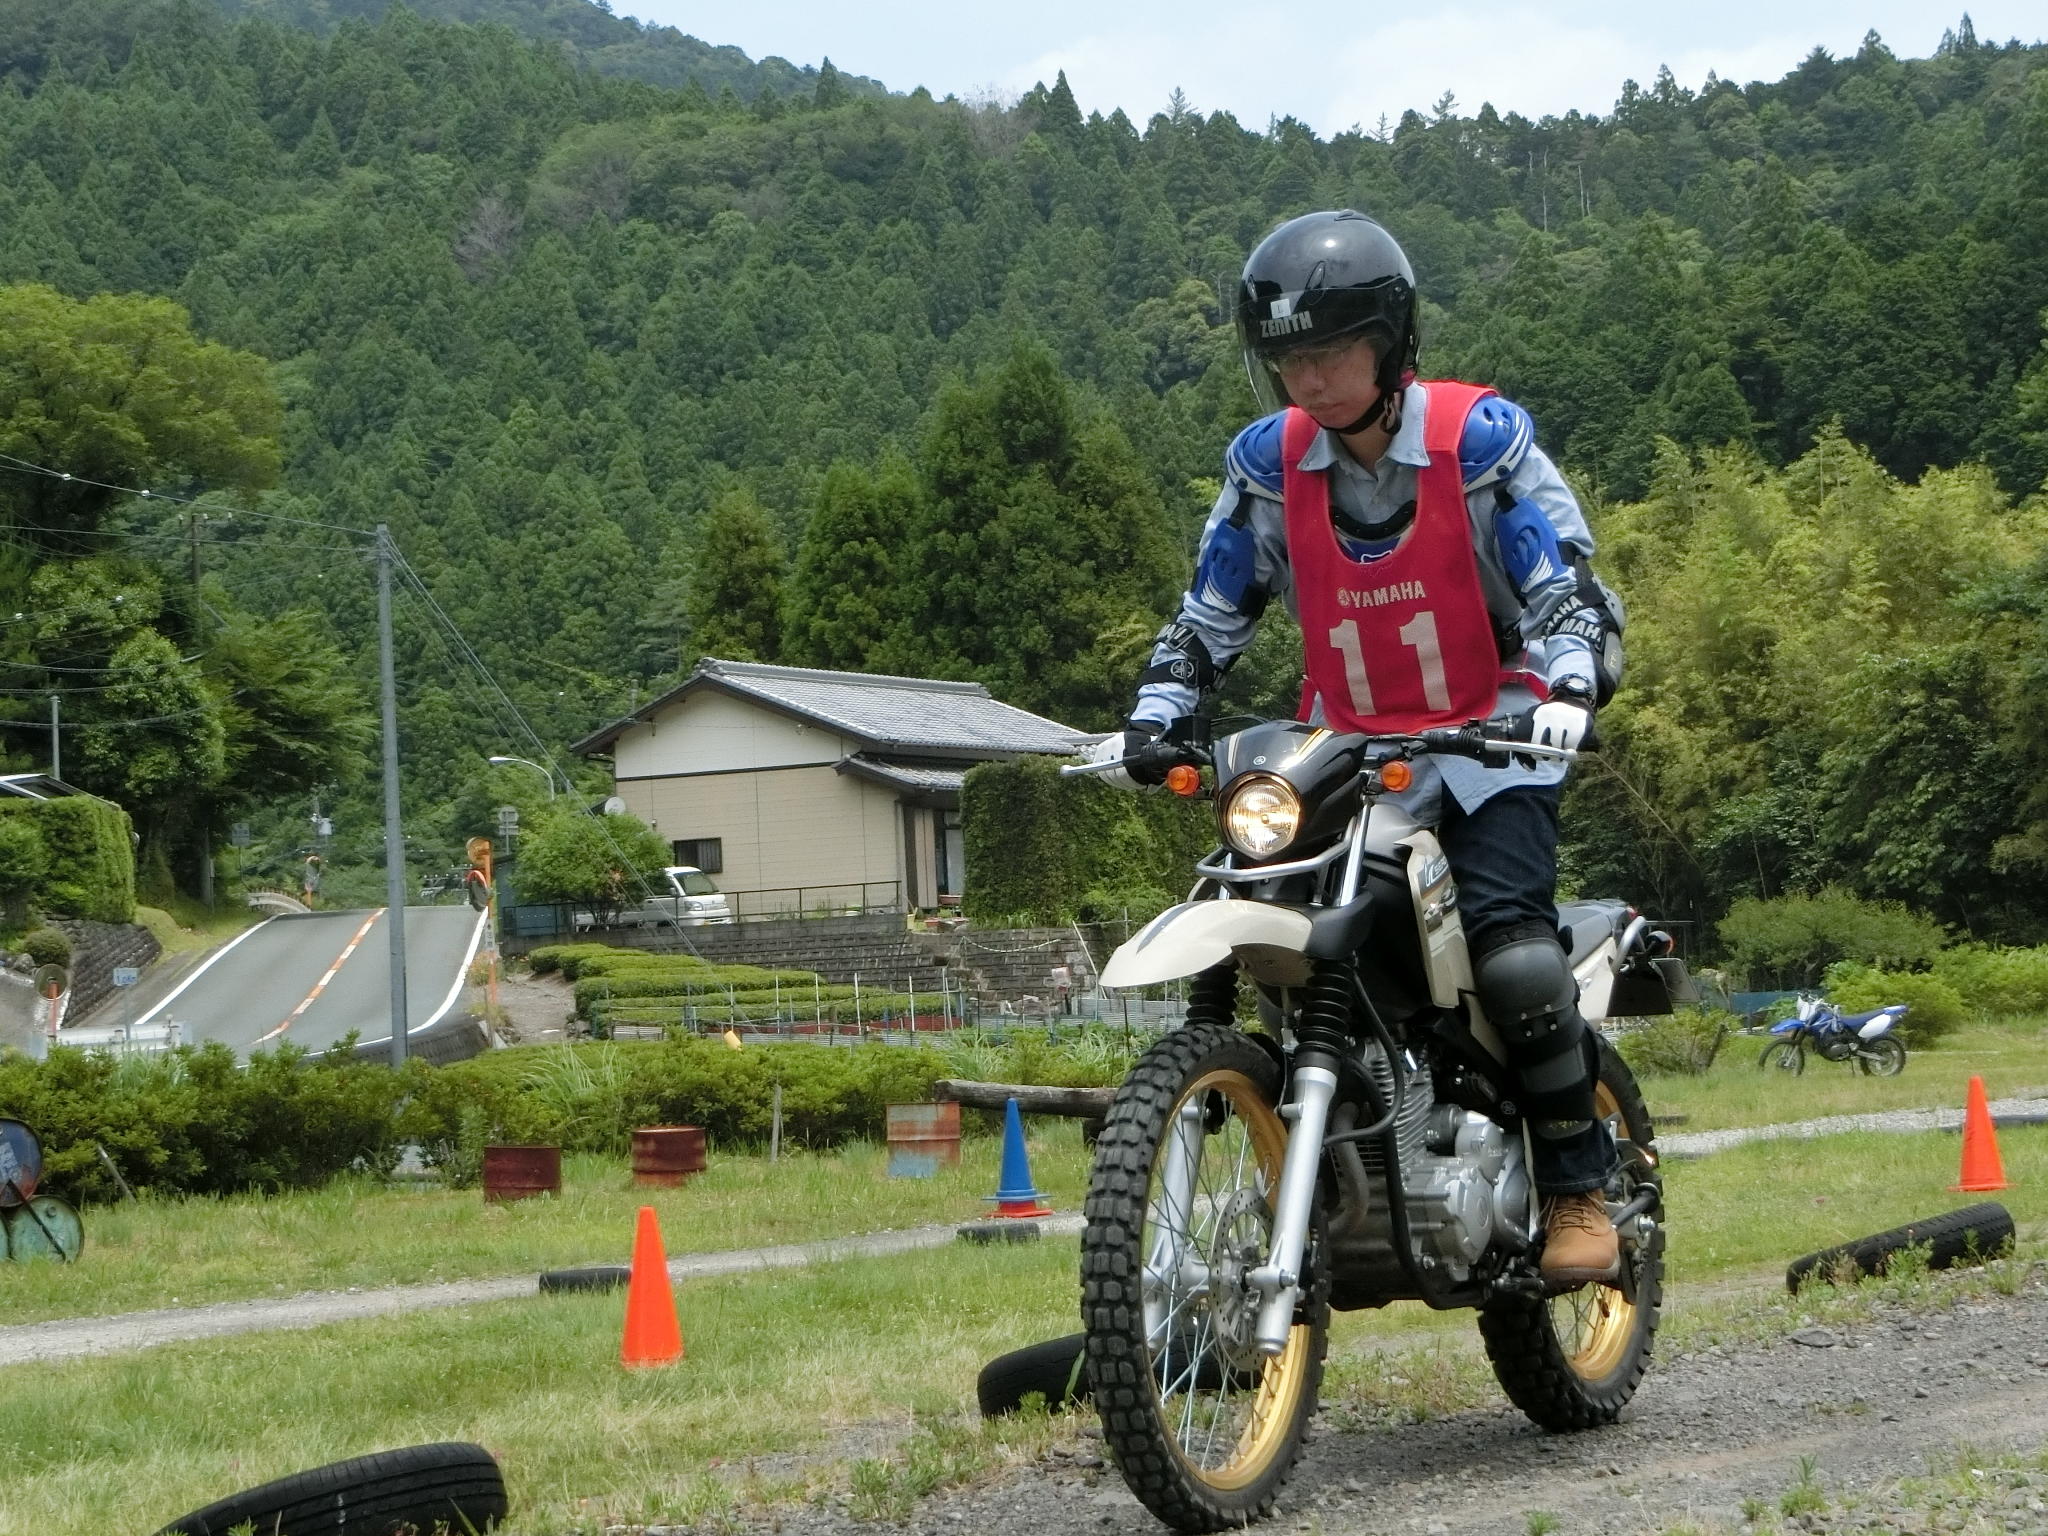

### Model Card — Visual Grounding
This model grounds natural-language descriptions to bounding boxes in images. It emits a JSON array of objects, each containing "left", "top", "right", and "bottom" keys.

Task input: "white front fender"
[{"left": 1100, "top": 901, "right": 1316, "bottom": 989}]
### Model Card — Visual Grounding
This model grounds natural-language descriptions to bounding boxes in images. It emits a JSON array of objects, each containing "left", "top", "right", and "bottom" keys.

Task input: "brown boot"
[{"left": 1540, "top": 1191, "right": 1620, "bottom": 1287}]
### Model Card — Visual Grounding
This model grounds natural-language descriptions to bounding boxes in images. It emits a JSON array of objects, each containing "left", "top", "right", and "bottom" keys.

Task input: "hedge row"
[
  {"left": 0, "top": 1041, "right": 407, "bottom": 1201},
  {"left": 0, "top": 1026, "right": 1150, "bottom": 1202},
  {"left": 528, "top": 944, "right": 813, "bottom": 991},
  {"left": 0, "top": 795, "right": 136, "bottom": 923},
  {"left": 961, "top": 754, "right": 1212, "bottom": 925}
]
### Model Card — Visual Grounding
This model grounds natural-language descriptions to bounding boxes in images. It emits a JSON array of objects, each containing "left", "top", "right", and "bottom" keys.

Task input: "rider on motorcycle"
[{"left": 1092, "top": 209, "right": 1629, "bottom": 1285}]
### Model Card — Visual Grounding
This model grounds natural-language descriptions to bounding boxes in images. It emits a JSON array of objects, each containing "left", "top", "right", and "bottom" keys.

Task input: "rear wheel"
[
  {"left": 1081, "top": 1023, "right": 1327, "bottom": 1533},
  {"left": 1479, "top": 1036, "right": 1663, "bottom": 1431},
  {"left": 1760, "top": 1039, "right": 1805, "bottom": 1075},
  {"left": 1853, "top": 1037, "right": 1907, "bottom": 1077}
]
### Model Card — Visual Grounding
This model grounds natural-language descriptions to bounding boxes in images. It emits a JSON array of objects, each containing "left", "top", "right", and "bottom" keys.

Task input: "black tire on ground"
[
  {"left": 1852, "top": 1036, "right": 1907, "bottom": 1077},
  {"left": 1785, "top": 1203, "right": 2015, "bottom": 1292},
  {"left": 1478, "top": 1034, "right": 1664, "bottom": 1433},
  {"left": 1759, "top": 1040, "right": 1805, "bottom": 1075},
  {"left": 152, "top": 1442, "right": 506, "bottom": 1536},
  {"left": 978, "top": 1333, "right": 1089, "bottom": 1417},
  {"left": 538, "top": 1265, "right": 631, "bottom": 1294}
]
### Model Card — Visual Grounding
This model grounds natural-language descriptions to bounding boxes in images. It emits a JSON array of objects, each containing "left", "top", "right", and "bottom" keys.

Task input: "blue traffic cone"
[{"left": 987, "top": 1097, "right": 1052, "bottom": 1217}]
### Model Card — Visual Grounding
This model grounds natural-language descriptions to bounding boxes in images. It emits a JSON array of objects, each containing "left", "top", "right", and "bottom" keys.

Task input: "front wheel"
[
  {"left": 1759, "top": 1039, "right": 1805, "bottom": 1075},
  {"left": 1853, "top": 1036, "right": 1907, "bottom": 1077},
  {"left": 1479, "top": 1035, "right": 1664, "bottom": 1431},
  {"left": 1081, "top": 1023, "right": 1327, "bottom": 1533}
]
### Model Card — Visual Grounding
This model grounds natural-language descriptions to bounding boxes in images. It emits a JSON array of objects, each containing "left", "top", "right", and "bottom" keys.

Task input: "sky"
[{"left": 615, "top": 2, "right": 2043, "bottom": 134}]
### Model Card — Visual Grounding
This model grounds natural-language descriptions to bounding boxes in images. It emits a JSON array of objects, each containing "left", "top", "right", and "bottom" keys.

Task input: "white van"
[{"left": 572, "top": 866, "right": 734, "bottom": 930}]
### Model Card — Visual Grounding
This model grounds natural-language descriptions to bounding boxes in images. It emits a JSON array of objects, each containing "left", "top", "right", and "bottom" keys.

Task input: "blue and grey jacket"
[{"left": 1130, "top": 384, "right": 1623, "bottom": 815}]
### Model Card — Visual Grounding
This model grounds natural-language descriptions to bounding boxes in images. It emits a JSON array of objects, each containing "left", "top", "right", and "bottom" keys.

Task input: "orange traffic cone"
[
  {"left": 1953, "top": 1075, "right": 2008, "bottom": 1193},
  {"left": 620, "top": 1205, "right": 684, "bottom": 1368}
]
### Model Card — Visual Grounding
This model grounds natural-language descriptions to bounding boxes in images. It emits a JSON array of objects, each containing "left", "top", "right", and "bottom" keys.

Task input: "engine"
[{"left": 1324, "top": 1038, "right": 1533, "bottom": 1304}]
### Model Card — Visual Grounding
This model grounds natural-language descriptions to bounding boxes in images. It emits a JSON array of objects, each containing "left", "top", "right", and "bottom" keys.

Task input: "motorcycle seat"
[
  {"left": 1834, "top": 1006, "right": 1900, "bottom": 1028},
  {"left": 1555, "top": 900, "right": 1628, "bottom": 958}
]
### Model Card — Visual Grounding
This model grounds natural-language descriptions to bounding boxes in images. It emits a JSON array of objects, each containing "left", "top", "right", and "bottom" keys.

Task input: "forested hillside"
[{"left": 0, "top": 0, "right": 2044, "bottom": 936}]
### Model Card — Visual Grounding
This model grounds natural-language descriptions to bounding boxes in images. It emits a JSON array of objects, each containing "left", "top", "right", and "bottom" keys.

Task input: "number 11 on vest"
[{"left": 1329, "top": 612, "right": 1451, "bottom": 716}]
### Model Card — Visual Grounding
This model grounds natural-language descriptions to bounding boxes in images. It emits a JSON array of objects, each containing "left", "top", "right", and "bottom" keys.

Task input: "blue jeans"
[{"left": 1437, "top": 785, "right": 1619, "bottom": 1197}]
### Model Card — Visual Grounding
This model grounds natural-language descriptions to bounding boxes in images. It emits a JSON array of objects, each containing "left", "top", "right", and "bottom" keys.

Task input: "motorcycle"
[
  {"left": 1758, "top": 993, "right": 1909, "bottom": 1077},
  {"left": 1063, "top": 717, "right": 1684, "bottom": 1533}
]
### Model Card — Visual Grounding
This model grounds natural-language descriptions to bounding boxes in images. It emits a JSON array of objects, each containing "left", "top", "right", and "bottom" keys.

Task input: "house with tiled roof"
[{"left": 569, "top": 659, "right": 1096, "bottom": 914}]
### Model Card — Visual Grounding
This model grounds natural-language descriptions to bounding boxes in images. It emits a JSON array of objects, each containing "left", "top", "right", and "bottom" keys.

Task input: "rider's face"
[{"left": 1275, "top": 337, "right": 1380, "bottom": 429}]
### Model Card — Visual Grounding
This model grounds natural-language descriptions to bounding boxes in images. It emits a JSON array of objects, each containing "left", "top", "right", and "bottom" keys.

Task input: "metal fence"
[
  {"left": 586, "top": 970, "right": 1190, "bottom": 1042},
  {"left": 722, "top": 881, "right": 903, "bottom": 921}
]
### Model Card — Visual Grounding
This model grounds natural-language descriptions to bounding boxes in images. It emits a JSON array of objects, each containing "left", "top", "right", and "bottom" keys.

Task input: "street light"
[{"left": 489, "top": 754, "right": 561, "bottom": 800}]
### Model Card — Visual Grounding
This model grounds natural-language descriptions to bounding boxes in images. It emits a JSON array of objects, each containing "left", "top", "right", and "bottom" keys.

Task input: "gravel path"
[
  {"left": 1661, "top": 1093, "right": 2048, "bottom": 1158},
  {"left": 0, "top": 1216, "right": 1083, "bottom": 1366},
  {"left": 762, "top": 1281, "right": 2048, "bottom": 1536}
]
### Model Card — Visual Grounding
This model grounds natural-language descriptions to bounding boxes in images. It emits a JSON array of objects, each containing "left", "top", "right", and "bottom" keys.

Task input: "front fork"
[{"left": 1247, "top": 1062, "right": 1339, "bottom": 1355}]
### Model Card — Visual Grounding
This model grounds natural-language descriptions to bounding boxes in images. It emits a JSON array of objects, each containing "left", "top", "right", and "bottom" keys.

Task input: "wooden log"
[{"left": 930, "top": 1080, "right": 1114, "bottom": 1117}]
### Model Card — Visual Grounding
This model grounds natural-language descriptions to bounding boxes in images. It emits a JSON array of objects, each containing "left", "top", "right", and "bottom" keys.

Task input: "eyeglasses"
[{"left": 1271, "top": 337, "right": 1371, "bottom": 380}]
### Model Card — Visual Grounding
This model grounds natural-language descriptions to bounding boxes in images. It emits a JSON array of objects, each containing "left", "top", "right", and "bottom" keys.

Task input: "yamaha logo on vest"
[{"left": 1336, "top": 579, "right": 1429, "bottom": 610}]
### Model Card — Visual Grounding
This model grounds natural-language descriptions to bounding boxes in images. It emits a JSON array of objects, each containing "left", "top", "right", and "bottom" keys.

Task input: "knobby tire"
[
  {"left": 1081, "top": 1023, "right": 1328, "bottom": 1533},
  {"left": 1477, "top": 1035, "right": 1664, "bottom": 1431}
]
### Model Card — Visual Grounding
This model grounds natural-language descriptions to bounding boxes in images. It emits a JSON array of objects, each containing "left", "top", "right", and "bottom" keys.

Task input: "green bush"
[
  {"left": 0, "top": 1041, "right": 409, "bottom": 1201},
  {"left": 1823, "top": 963, "right": 1966, "bottom": 1046},
  {"left": 1614, "top": 1009, "right": 1737, "bottom": 1077},
  {"left": 1716, "top": 888, "right": 1947, "bottom": 990},
  {"left": 1930, "top": 945, "right": 2048, "bottom": 1019},
  {"left": 402, "top": 1039, "right": 950, "bottom": 1155},
  {"left": 0, "top": 796, "right": 136, "bottom": 922},
  {"left": 962, "top": 755, "right": 1212, "bottom": 925},
  {"left": 19, "top": 925, "right": 70, "bottom": 967},
  {"left": 0, "top": 814, "right": 47, "bottom": 918}
]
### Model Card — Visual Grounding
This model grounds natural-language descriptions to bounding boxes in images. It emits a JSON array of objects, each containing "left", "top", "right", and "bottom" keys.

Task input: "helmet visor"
[{"left": 1236, "top": 277, "right": 1406, "bottom": 416}]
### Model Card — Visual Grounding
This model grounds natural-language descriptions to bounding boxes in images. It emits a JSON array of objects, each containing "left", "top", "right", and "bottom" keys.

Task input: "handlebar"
[
  {"left": 1059, "top": 739, "right": 1213, "bottom": 780},
  {"left": 1061, "top": 717, "right": 1588, "bottom": 780}
]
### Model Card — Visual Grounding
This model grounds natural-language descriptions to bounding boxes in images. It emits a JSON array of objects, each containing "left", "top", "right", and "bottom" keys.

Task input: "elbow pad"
[{"left": 1539, "top": 560, "right": 1626, "bottom": 706}]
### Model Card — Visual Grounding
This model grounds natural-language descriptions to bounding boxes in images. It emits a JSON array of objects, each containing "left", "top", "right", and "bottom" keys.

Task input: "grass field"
[
  {"left": 6, "top": 1022, "right": 2046, "bottom": 1534},
  {"left": 3, "top": 1122, "right": 2040, "bottom": 1535},
  {"left": 1638, "top": 1018, "right": 2048, "bottom": 1129},
  {"left": 0, "top": 1133, "right": 1098, "bottom": 1325}
]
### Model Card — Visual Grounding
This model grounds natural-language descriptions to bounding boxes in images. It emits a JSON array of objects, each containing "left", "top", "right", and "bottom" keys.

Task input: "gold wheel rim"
[
  {"left": 1546, "top": 1081, "right": 1644, "bottom": 1382},
  {"left": 1142, "top": 1066, "right": 1307, "bottom": 1492}
]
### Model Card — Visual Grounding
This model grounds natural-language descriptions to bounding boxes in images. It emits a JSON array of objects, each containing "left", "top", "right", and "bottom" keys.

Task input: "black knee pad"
[
  {"left": 1472, "top": 928, "right": 1595, "bottom": 1135},
  {"left": 1471, "top": 928, "right": 1576, "bottom": 1040}
]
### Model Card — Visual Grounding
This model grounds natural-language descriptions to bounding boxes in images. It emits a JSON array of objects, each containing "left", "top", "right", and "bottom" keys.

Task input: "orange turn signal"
[
  {"left": 1164, "top": 764, "right": 1203, "bottom": 797},
  {"left": 1378, "top": 760, "right": 1414, "bottom": 792}
]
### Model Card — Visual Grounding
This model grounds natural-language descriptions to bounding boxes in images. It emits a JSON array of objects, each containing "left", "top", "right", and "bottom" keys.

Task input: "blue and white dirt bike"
[{"left": 1759, "top": 993, "right": 1909, "bottom": 1077}]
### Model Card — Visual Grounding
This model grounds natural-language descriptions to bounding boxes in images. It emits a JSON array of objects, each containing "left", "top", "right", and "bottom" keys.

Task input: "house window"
[{"left": 672, "top": 837, "right": 723, "bottom": 874}]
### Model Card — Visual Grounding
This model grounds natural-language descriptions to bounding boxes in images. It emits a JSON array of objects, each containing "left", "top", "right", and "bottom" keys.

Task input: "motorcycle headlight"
[{"left": 1220, "top": 776, "right": 1302, "bottom": 860}]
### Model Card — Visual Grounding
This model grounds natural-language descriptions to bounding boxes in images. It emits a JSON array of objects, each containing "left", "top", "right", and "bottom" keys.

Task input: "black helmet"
[{"left": 1235, "top": 210, "right": 1419, "bottom": 428}]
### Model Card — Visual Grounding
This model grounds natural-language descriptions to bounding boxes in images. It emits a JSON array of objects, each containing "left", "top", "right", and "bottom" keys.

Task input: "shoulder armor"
[
  {"left": 1225, "top": 411, "right": 1288, "bottom": 499},
  {"left": 1459, "top": 396, "right": 1535, "bottom": 492}
]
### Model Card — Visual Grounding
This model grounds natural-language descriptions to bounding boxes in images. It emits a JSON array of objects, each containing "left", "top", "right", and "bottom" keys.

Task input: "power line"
[{"left": 0, "top": 452, "right": 375, "bottom": 539}]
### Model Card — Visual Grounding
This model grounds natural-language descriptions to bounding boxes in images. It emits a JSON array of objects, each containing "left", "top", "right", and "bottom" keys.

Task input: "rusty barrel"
[
  {"left": 632, "top": 1125, "right": 707, "bottom": 1187},
  {"left": 482, "top": 1144, "right": 560, "bottom": 1203},
  {"left": 886, "top": 1102, "right": 961, "bottom": 1178}
]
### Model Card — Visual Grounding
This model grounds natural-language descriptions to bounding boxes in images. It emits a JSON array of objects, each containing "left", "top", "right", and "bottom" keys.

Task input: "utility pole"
[
  {"left": 189, "top": 510, "right": 202, "bottom": 592},
  {"left": 47, "top": 694, "right": 58, "bottom": 780},
  {"left": 377, "top": 525, "right": 409, "bottom": 1066}
]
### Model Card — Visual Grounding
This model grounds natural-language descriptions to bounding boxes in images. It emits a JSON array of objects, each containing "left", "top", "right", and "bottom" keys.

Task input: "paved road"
[{"left": 135, "top": 906, "right": 487, "bottom": 1057}]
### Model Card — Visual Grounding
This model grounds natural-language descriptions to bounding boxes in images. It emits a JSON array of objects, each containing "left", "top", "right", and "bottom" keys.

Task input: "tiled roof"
[
  {"left": 573, "top": 658, "right": 1093, "bottom": 757},
  {"left": 835, "top": 756, "right": 968, "bottom": 795}
]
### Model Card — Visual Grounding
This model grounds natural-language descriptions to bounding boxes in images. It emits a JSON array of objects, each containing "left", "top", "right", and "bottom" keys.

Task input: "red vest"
[{"left": 1283, "top": 381, "right": 1510, "bottom": 734}]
